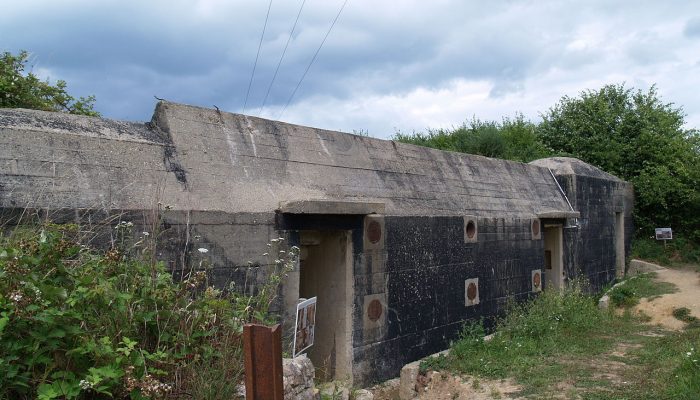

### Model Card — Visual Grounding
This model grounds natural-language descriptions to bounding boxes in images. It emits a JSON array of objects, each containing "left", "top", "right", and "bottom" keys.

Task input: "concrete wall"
[{"left": 0, "top": 103, "right": 633, "bottom": 386}]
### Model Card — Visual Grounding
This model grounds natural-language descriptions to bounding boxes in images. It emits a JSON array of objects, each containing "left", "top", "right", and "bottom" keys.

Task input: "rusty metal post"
[{"left": 243, "top": 324, "right": 284, "bottom": 400}]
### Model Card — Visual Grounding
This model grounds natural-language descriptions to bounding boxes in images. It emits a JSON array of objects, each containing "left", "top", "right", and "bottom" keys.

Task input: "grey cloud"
[
  {"left": 1, "top": 0, "right": 699, "bottom": 135},
  {"left": 685, "top": 17, "right": 700, "bottom": 38}
]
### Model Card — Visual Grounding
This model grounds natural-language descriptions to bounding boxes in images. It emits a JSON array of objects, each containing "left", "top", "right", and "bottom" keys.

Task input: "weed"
[
  {"left": 673, "top": 307, "right": 698, "bottom": 323},
  {"left": 609, "top": 285, "right": 638, "bottom": 307}
]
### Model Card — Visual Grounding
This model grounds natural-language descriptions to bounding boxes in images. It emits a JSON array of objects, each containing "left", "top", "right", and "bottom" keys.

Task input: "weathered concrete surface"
[
  {"left": 1, "top": 102, "right": 574, "bottom": 217},
  {"left": 279, "top": 200, "right": 385, "bottom": 215},
  {"left": 628, "top": 259, "right": 665, "bottom": 275}
]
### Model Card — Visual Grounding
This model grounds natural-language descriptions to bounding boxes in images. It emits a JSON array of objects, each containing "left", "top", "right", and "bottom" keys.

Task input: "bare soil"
[{"left": 632, "top": 267, "right": 700, "bottom": 330}]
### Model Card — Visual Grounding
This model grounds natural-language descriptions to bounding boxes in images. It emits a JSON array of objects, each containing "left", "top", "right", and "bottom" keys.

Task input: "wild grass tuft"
[{"left": 608, "top": 272, "right": 677, "bottom": 308}]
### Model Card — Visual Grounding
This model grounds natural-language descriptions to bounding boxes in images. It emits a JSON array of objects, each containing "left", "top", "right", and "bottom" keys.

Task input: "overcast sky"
[{"left": 2, "top": 0, "right": 699, "bottom": 138}]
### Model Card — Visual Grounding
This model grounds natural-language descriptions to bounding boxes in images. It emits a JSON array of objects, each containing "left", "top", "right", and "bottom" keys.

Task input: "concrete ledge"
[
  {"left": 628, "top": 259, "right": 664, "bottom": 276},
  {"left": 278, "top": 200, "right": 385, "bottom": 215},
  {"left": 536, "top": 210, "right": 581, "bottom": 219}
]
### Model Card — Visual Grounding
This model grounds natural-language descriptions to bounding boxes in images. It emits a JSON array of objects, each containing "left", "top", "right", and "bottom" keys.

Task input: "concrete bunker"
[{"left": 0, "top": 103, "right": 635, "bottom": 386}]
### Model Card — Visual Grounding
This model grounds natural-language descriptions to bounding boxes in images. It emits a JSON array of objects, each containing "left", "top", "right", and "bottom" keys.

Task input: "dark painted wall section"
[
  {"left": 352, "top": 215, "right": 544, "bottom": 384},
  {"left": 556, "top": 175, "right": 634, "bottom": 291}
]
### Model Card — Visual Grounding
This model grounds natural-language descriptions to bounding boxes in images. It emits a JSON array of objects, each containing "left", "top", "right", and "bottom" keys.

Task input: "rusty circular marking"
[
  {"left": 533, "top": 272, "right": 541, "bottom": 288},
  {"left": 367, "top": 221, "right": 382, "bottom": 244},
  {"left": 367, "top": 299, "right": 383, "bottom": 321},
  {"left": 466, "top": 220, "right": 476, "bottom": 239},
  {"left": 532, "top": 219, "right": 540, "bottom": 236},
  {"left": 466, "top": 282, "right": 478, "bottom": 301}
]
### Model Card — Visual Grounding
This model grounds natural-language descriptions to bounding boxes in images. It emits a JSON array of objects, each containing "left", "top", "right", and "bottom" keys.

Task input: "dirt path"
[{"left": 633, "top": 266, "right": 700, "bottom": 330}]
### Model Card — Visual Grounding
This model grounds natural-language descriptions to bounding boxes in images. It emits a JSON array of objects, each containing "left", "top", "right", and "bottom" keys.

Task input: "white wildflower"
[
  {"left": 79, "top": 379, "right": 93, "bottom": 390},
  {"left": 197, "top": 248, "right": 209, "bottom": 254},
  {"left": 9, "top": 291, "right": 23, "bottom": 303}
]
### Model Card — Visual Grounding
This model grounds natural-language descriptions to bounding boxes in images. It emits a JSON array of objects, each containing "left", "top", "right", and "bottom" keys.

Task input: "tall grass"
[{"left": 423, "top": 281, "right": 628, "bottom": 378}]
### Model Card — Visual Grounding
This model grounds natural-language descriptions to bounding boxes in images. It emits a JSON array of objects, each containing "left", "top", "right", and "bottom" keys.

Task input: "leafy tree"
[
  {"left": 0, "top": 50, "right": 99, "bottom": 116},
  {"left": 539, "top": 84, "right": 700, "bottom": 239},
  {"left": 394, "top": 114, "right": 551, "bottom": 162}
]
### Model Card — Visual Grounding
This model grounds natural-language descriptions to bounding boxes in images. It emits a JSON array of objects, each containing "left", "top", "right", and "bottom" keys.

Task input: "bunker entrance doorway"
[
  {"left": 543, "top": 224, "right": 564, "bottom": 290},
  {"left": 298, "top": 230, "right": 353, "bottom": 382},
  {"left": 615, "top": 212, "right": 625, "bottom": 278}
]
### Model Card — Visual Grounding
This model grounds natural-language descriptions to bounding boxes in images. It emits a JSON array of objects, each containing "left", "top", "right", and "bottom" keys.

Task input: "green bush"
[
  {"left": 609, "top": 285, "right": 638, "bottom": 307},
  {"left": 0, "top": 223, "right": 297, "bottom": 399},
  {"left": 632, "top": 236, "right": 700, "bottom": 266}
]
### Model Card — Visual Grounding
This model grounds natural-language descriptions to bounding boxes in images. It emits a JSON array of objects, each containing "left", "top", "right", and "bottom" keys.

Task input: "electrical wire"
[
  {"left": 278, "top": 0, "right": 349, "bottom": 120},
  {"left": 243, "top": 0, "right": 273, "bottom": 114},
  {"left": 259, "top": 0, "right": 307, "bottom": 115}
]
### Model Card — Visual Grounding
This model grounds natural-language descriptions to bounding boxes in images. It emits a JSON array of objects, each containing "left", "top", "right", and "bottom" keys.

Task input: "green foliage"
[
  {"left": 0, "top": 223, "right": 298, "bottom": 399},
  {"left": 632, "top": 236, "right": 700, "bottom": 266},
  {"left": 394, "top": 114, "right": 552, "bottom": 163},
  {"left": 609, "top": 285, "right": 638, "bottom": 307},
  {"left": 0, "top": 50, "right": 99, "bottom": 116},
  {"left": 539, "top": 84, "right": 700, "bottom": 239}
]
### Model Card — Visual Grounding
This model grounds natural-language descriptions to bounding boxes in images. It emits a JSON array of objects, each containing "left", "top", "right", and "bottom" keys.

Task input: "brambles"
[{"left": 0, "top": 223, "right": 298, "bottom": 399}]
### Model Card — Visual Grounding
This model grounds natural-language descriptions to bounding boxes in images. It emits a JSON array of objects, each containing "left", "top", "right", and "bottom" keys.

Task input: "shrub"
[
  {"left": 609, "top": 285, "right": 638, "bottom": 307},
  {"left": 0, "top": 223, "right": 297, "bottom": 399}
]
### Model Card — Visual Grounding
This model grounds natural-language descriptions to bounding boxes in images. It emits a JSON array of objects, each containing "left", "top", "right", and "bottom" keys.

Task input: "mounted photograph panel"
[{"left": 293, "top": 297, "right": 317, "bottom": 357}]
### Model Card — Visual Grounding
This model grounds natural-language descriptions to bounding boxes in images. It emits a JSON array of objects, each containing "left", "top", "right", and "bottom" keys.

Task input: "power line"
[
  {"left": 278, "top": 0, "right": 349, "bottom": 120},
  {"left": 259, "top": 0, "right": 307, "bottom": 115},
  {"left": 243, "top": 0, "right": 273, "bottom": 114}
]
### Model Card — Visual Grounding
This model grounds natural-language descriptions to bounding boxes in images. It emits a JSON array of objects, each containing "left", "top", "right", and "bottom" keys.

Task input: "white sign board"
[
  {"left": 655, "top": 227, "right": 673, "bottom": 240},
  {"left": 293, "top": 297, "right": 317, "bottom": 357}
]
